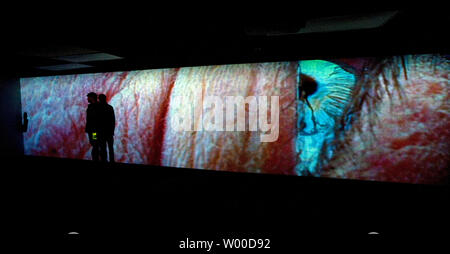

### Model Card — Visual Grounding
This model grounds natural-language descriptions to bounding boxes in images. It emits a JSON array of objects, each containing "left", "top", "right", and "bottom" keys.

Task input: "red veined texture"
[
  {"left": 20, "top": 63, "right": 298, "bottom": 175},
  {"left": 322, "top": 55, "right": 449, "bottom": 184}
]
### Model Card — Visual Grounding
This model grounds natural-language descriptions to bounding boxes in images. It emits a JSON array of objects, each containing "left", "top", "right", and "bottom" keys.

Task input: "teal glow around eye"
[{"left": 296, "top": 60, "right": 356, "bottom": 176}]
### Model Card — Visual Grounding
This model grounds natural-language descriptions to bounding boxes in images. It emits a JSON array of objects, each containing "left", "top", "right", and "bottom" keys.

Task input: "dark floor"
[{"left": 2, "top": 155, "right": 448, "bottom": 249}]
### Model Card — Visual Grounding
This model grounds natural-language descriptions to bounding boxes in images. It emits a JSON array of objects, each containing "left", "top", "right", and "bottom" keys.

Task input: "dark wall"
[{"left": 0, "top": 77, "right": 23, "bottom": 157}]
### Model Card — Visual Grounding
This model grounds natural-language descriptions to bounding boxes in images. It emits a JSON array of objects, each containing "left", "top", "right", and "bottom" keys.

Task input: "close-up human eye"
[
  {"left": 18, "top": 54, "right": 448, "bottom": 184},
  {"left": 301, "top": 55, "right": 449, "bottom": 184},
  {"left": 296, "top": 60, "right": 356, "bottom": 176},
  {"left": 3, "top": 9, "right": 449, "bottom": 246}
]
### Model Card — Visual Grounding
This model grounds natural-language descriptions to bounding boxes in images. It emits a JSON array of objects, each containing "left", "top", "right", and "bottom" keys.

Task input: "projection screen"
[{"left": 20, "top": 54, "right": 449, "bottom": 184}]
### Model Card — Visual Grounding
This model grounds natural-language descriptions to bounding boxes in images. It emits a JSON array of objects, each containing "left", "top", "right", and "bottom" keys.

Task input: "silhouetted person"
[
  {"left": 21, "top": 112, "right": 28, "bottom": 132},
  {"left": 86, "top": 92, "right": 100, "bottom": 161},
  {"left": 97, "top": 94, "right": 116, "bottom": 163}
]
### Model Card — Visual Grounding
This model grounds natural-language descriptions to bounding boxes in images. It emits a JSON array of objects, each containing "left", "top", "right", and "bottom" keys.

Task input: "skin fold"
[
  {"left": 321, "top": 55, "right": 449, "bottom": 184},
  {"left": 20, "top": 55, "right": 449, "bottom": 184},
  {"left": 162, "top": 62, "right": 298, "bottom": 174}
]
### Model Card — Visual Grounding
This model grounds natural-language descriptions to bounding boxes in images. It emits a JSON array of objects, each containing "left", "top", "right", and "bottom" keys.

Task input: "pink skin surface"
[
  {"left": 162, "top": 63, "right": 298, "bottom": 174},
  {"left": 20, "top": 62, "right": 298, "bottom": 175},
  {"left": 322, "top": 55, "right": 449, "bottom": 184},
  {"left": 20, "top": 55, "right": 449, "bottom": 183}
]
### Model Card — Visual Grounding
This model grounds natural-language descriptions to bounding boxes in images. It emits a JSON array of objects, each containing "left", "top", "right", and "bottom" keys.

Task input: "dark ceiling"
[{"left": 1, "top": 7, "right": 448, "bottom": 77}]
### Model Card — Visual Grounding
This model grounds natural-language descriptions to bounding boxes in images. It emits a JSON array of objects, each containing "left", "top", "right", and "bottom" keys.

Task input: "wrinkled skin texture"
[
  {"left": 322, "top": 55, "right": 449, "bottom": 184},
  {"left": 21, "top": 63, "right": 298, "bottom": 175},
  {"left": 20, "top": 55, "right": 449, "bottom": 184},
  {"left": 162, "top": 63, "right": 297, "bottom": 174}
]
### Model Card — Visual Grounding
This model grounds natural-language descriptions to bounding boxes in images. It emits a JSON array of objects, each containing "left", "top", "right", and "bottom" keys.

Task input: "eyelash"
[{"left": 296, "top": 56, "right": 411, "bottom": 176}]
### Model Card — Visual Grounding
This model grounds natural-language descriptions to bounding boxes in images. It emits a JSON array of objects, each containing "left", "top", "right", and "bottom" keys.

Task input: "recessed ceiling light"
[
  {"left": 16, "top": 45, "right": 98, "bottom": 58},
  {"left": 52, "top": 53, "right": 123, "bottom": 63},
  {"left": 35, "top": 63, "right": 92, "bottom": 71},
  {"left": 262, "top": 11, "right": 399, "bottom": 36},
  {"left": 295, "top": 11, "right": 398, "bottom": 34}
]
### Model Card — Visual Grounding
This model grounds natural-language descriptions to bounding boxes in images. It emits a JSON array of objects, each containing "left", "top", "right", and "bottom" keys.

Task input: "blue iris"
[{"left": 296, "top": 60, "right": 356, "bottom": 176}]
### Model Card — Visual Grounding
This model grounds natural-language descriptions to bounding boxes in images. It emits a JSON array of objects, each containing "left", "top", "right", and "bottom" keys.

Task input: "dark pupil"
[{"left": 300, "top": 74, "right": 318, "bottom": 98}]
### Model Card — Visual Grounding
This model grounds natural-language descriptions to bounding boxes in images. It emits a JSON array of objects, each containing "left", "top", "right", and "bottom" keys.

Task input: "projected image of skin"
[
  {"left": 21, "top": 63, "right": 297, "bottom": 174},
  {"left": 20, "top": 54, "right": 449, "bottom": 184}
]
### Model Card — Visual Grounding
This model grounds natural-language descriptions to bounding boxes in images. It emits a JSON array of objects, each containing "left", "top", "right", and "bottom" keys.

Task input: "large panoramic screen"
[{"left": 20, "top": 54, "right": 449, "bottom": 184}]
